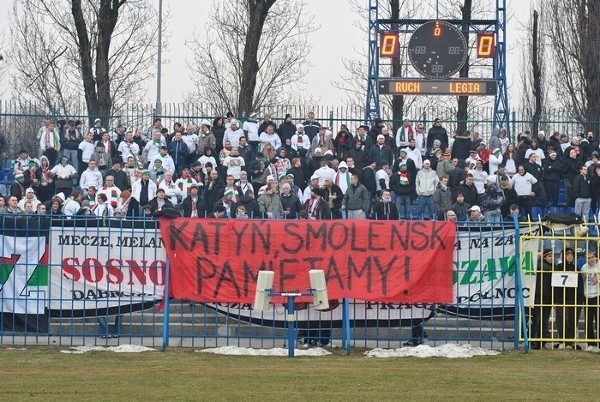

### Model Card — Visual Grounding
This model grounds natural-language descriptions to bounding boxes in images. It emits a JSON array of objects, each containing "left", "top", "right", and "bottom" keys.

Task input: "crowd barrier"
[
  {"left": 1, "top": 213, "right": 575, "bottom": 352},
  {"left": 520, "top": 217, "right": 600, "bottom": 351}
]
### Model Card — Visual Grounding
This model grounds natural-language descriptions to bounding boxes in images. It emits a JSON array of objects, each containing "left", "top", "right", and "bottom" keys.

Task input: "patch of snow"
[
  {"left": 197, "top": 346, "right": 332, "bottom": 357},
  {"left": 365, "top": 343, "right": 501, "bottom": 359},
  {"left": 60, "top": 345, "right": 156, "bottom": 354}
]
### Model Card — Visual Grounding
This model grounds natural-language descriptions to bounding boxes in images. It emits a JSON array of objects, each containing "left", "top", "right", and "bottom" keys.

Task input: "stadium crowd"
[{"left": 0, "top": 113, "right": 598, "bottom": 221}]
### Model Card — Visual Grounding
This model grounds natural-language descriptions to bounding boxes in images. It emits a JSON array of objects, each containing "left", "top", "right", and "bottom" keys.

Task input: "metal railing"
[{"left": 0, "top": 214, "right": 534, "bottom": 351}]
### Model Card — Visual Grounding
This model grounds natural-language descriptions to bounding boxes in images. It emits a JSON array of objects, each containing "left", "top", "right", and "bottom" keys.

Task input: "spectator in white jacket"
[
  {"left": 259, "top": 125, "right": 282, "bottom": 151},
  {"left": 223, "top": 120, "right": 245, "bottom": 148},
  {"left": 158, "top": 171, "right": 183, "bottom": 204},
  {"left": 79, "top": 160, "right": 103, "bottom": 192}
]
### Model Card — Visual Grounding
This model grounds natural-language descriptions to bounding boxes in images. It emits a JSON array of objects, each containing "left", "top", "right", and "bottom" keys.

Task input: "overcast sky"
[{"left": 0, "top": 0, "right": 533, "bottom": 107}]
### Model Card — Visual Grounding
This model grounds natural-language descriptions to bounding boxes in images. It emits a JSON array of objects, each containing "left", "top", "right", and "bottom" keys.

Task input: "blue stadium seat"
[
  {"left": 561, "top": 206, "right": 574, "bottom": 214},
  {"left": 6, "top": 171, "right": 14, "bottom": 183},
  {"left": 558, "top": 193, "right": 567, "bottom": 206},
  {"left": 0, "top": 184, "right": 6, "bottom": 196},
  {"left": 4, "top": 159, "right": 15, "bottom": 172},
  {"left": 0, "top": 171, "right": 4, "bottom": 183},
  {"left": 531, "top": 206, "right": 543, "bottom": 220},
  {"left": 559, "top": 180, "right": 566, "bottom": 192}
]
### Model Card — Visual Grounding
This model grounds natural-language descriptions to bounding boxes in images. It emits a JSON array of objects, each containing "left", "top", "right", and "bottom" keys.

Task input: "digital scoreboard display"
[
  {"left": 407, "top": 20, "right": 468, "bottom": 79},
  {"left": 378, "top": 79, "right": 497, "bottom": 96}
]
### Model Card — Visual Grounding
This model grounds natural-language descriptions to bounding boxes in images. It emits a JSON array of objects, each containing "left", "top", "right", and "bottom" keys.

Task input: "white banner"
[
  {"left": 48, "top": 227, "right": 165, "bottom": 313},
  {"left": 0, "top": 235, "right": 47, "bottom": 314},
  {"left": 445, "top": 227, "right": 539, "bottom": 316}
]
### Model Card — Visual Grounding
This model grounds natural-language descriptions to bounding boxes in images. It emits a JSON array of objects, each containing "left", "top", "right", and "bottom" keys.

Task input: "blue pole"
[
  {"left": 161, "top": 259, "right": 171, "bottom": 352},
  {"left": 342, "top": 298, "right": 351, "bottom": 354},
  {"left": 512, "top": 214, "right": 529, "bottom": 352},
  {"left": 287, "top": 296, "right": 295, "bottom": 358}
]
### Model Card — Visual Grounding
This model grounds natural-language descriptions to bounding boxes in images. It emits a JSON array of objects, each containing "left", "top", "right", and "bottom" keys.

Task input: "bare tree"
[
  {"left": 8, "top": 0, "right": 159, "bottom": 126},
  {"left": 333, "top": 0, "right": 424, "bottom": 126},
  {"left": 519, "top": 7, "right": 548, "bottom": 136},
  {"left": 547, "top": 0, "right": 600, "bottom": 132},
  {"left": 187, "top": 0, "right": 316, "bottom": 116}
]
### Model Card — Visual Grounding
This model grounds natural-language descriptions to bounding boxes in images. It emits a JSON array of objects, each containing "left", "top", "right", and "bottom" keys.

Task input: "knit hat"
[
  {"left": 281, "top": 183, "right": 291, "bottom": 191},
  {"left": 434, "top": 148, "right": 442, "bottom": 155},
  {"left": 53, "top": 192, "right": 66, "bottom": 203},
  {"left": 224, "top": 189, "right": 235, "bottom": 198},
  {"left": 493, "top": 148, "right": 502, "bottom": 156},
  {"left": 15, "top": 173, "right": 24, "bottom": 181},
  {"left": 399, "top": 149, "right": 407, "bottom": 155}
]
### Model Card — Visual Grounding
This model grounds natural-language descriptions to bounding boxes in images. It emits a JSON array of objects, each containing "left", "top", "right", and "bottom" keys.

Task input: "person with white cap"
[
  {"left": 291, "top": 124, "right": 310, "bottom": 154},
  {"left": 481, "top": 175, "right": 505, "bottom": 223},
  {"left": 302, "top": 173, "right": 320, "bottom": 204},
  {"left": 280, "top": 182, "right": 302, "bottom": 219},
  {"left": 536, "top": 130, "right": 549, "bottom": 152},
  {"left": 17, "top": 187, "right": 41, "bottom": 212},
  {"left": 467, "top": 204, "right": 485, "bottom": 223},
  {"left": 367, "top": 133, "right": 394, "bottom": 168},
  {"left": 256, "top": 174, "right": 277, "bottom": 196},
  {"left": 89, "top": 118, "right": 107, "bottom": 142}
]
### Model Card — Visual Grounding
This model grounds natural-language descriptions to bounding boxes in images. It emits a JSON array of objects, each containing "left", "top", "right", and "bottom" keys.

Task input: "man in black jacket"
[
  {"left": 543, "top": 150, "right": 562, "bottom": 207},
  {"left": 182, "top": 184, "right": 206, "bottom": 217},
  {"left": 572, "top": 165, "right": 592, "bottom": 219},
  {"left": 524, "top": 153, "right": 547, "bottom": 207}
]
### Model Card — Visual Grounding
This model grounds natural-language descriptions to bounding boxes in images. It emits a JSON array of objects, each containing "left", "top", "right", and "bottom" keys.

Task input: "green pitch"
[{"left": 0, "top": 347, "right": 598, "bottom": 401}]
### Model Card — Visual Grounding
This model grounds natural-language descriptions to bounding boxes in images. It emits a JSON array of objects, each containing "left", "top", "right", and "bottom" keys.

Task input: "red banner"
[{"left": 160, "top": 218, "right": 455, "bottom": 303}]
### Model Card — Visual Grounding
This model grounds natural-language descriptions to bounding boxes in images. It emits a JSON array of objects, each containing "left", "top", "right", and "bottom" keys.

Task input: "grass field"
[{"left": 1, "top": 346, "right": 599, "bottom": 401}]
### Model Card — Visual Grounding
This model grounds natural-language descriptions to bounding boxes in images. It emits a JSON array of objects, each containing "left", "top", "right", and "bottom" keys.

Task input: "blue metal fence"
[{"left": 0, "top": 214, "right": 536, "bottom": 351}]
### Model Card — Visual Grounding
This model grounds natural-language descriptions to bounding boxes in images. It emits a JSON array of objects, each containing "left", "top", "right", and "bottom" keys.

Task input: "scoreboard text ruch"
[{"left": 378, "top": 79, "right": 497, "bottom": 96}]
